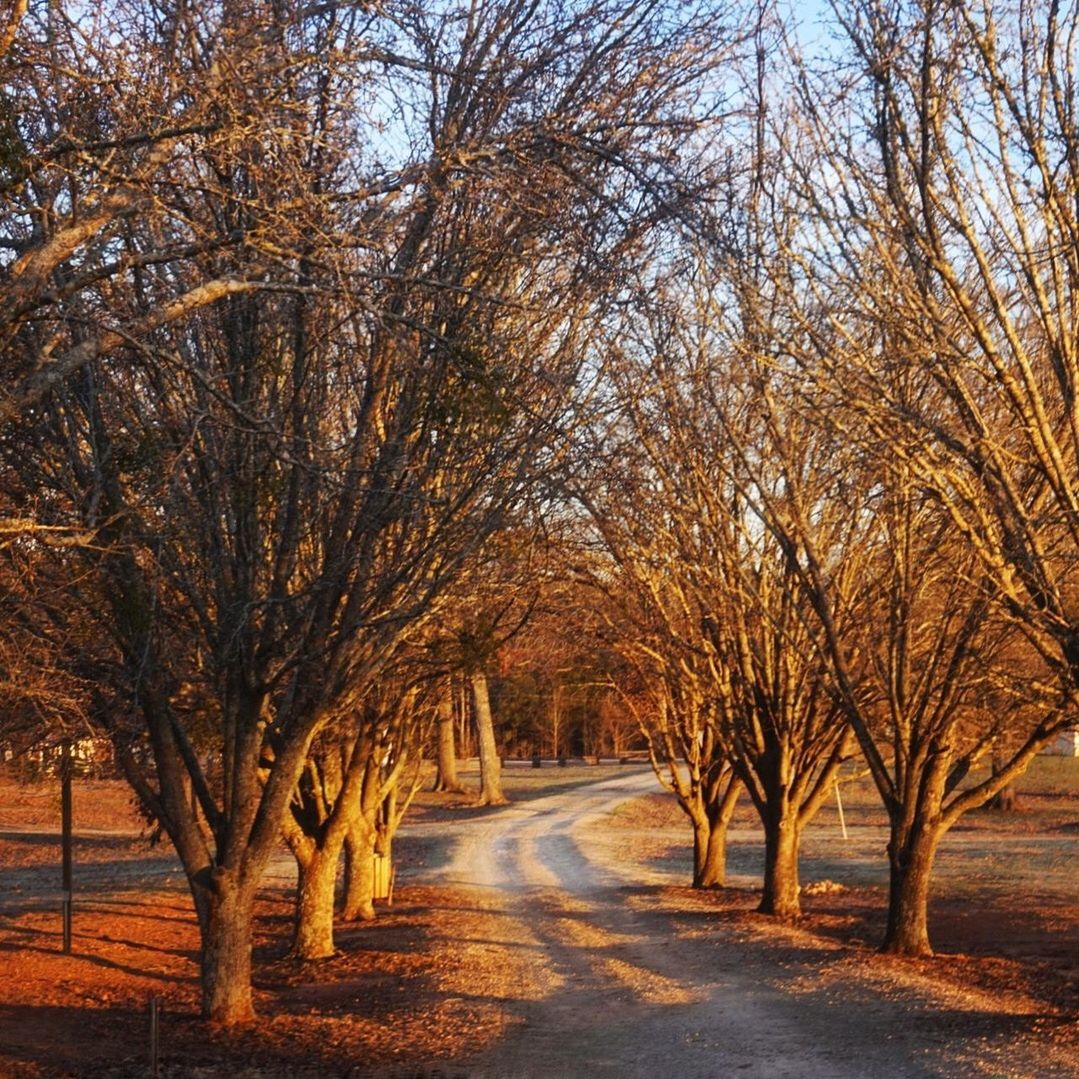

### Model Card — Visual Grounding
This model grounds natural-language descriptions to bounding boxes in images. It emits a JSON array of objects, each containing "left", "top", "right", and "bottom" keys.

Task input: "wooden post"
[
  {"left": 149, "top": 996, "right": 160, "bottom": 1077},
  {"left": 60, "top": 738, "right": 73, "bottom": 953}
]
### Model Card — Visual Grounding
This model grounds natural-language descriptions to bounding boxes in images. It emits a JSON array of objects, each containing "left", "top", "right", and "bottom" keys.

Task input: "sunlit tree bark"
[
  {"left": 2, "top": 2, "right": 740, "bottom": 1019},
  {"left": 616, "top": 670, "right": 742, "bottom": 889},
  {"left": 432, "top": 678, "right": 465, "bottom": 794},
  {"left": 774, "top": 0, "right": 1075, "bottom": 953},
  {"left": 471, "top": 669, "right": 507, "bottom": 807},
  {"left": 585, "top": 216, "right": 858, "bottom": 915}
]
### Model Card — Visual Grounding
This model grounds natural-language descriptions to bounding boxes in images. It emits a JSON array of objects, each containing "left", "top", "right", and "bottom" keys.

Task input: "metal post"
[
  {"left": 61, "top": 893, "right": 72, "bottom": 953},
  {"left": 60, "top": 738, "right": 73, "bottom": 953},
  {"left": 149, "top": 996, "right": 160, "bottom": 1078},
  {"left": 834, "top": 781, "right": 848, "bottom": 841}
]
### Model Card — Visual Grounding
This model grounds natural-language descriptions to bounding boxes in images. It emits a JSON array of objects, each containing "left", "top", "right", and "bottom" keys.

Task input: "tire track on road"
[{"left": 439, "top": 769, "right": 912, "bottom": 1079}]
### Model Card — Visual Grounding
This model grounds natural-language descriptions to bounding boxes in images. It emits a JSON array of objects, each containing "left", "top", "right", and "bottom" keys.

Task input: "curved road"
[
  {"left": 429, "top": 769, "right": 1071, "bottom": 1079},
  {"left": 3, "top": 772, "right": 1070, "bottom": 1076}
]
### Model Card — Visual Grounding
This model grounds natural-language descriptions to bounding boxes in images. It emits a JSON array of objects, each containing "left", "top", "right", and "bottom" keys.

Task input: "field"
[{"left": 0, "top": 758, "right": 1075, "bottom": 1077}]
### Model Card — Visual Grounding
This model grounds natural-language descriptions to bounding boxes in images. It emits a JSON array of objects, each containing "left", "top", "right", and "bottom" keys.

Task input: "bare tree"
[
  {"left": 584, "top": 256, "right": 858, "bottom": 913},
  {"left": 0, "top": 2, "right": 279, "bottom": 428},
  {"left": 613, "top": 645, "right": 742, "bottom": 889},
  {"left": 431, "top": 677, "right": 466, "bottom": 794},
  {"left": 768, "top": 0, "right": 1076, "bottom": 952},
  {"left": 284, "top": 669, "right": 434, "bottom": 950},
  {"left": 2, "top": 0, "right": 738, "bottom": 1021},
  {"left": 862, "top": 482, "right": 1049, "bottom": 952},
  {"left": 470, "top": 667, "right": 507, "bottom": 806}
]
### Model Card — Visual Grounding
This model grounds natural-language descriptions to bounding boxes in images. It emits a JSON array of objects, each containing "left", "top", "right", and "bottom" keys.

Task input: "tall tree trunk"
[
  {"left": 883, "top": 820, "right": 941, "bottom": 956},
  {"left": 290, "top": 839, "right": 343, "bottom": 960},
  {"left": 456, "top": 682, "right": 473, "bottom": 758},
  {"left": 341, "top": 760, "right": 380, "bottom": 922},
  {"left": 472, "top": 670, "right": 507, "bottom": 806},
  {"left": 759, "top": 812, "right": 801, "bottom": 917},
  {"left": 432, "top": 680, "right": 464, "bottom": 793},
  {"left": 549, "top": 682, "right": 562, "bottom": 759},
  {"left": 196, "top": 872, "right": 256, "bottom": 1024}
]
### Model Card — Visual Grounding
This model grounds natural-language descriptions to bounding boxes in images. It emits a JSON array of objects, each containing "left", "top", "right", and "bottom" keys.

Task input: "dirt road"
[
  {"left": 430, "top": 769, "right": 1075, "bottom": 1079},
  {"left": 0, "top": 768, "right": 1073, "bottom": 1077}
]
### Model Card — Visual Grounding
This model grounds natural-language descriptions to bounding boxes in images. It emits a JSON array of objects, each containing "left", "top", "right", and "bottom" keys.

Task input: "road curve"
[{"left": 430, "top": 769, "right": 1061, "bottom": 1079}]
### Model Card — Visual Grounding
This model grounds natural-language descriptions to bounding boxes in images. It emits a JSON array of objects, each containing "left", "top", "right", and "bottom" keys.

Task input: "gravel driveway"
[{"left": 421, "top": 769, "right": 1077, "bottom": 1079}]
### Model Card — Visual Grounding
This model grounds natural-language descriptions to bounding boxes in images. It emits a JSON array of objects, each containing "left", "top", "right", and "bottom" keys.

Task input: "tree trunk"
[
  {"left": 457, "top": 682, "right": 473, "bottom": 758},
  {"left": 432, "top": 681, "right": 464, "bottom": 793},
  {"left": 342, "top": 825, "right": 377, "bottom": 921},
  {"left": 196, "top": 873, "right": 256, "bottom": 1024},
  {"left": 692, "top": 813, "right": 728, "bottom": 888},
  {"left": 690, "top": 776, "right": 740, "bottom": 888},
  {"left": 472, "top": 670, "right": 507, "bottom": 806},
  {"left": 988, "top": 748, "right": 1020, "bottom": 811},
  {"left": 759, "top": 814, "right": 801, "bottom": 917},
  {"left": 291, "top": 840, "right": 341, "bottom": 960},
  {"left": 883, "top": 821, "right": 941, "bottom": 956},
  {"left": 549, "top": 682, "right": 562, "bottom": 759},
  {"left": 341, "top": 761, "right": 380, "bottom": 922}
]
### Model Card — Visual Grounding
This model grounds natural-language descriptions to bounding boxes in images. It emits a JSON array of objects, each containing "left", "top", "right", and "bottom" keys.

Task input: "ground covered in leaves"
[{"left": 0, "top": 761, "right": 1075, "bottom": 1077}]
